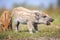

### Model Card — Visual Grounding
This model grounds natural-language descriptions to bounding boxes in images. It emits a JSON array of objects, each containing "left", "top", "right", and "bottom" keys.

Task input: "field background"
[{"left": 0, "top": 0, "right": 60, "bottom": 40}]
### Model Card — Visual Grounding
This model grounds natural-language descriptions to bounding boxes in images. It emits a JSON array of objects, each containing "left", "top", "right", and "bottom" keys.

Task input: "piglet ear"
[
  {"left": 34, "top": 12, "right": 40, "bottom": 20},
  {"left": 34, "top": 12, "right": 39, "bottom": 16}
]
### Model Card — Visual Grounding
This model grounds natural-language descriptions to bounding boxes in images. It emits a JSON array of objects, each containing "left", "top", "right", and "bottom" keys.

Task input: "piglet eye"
[{"left": 43, "top": 16, "right": 46, "bottom": 18}]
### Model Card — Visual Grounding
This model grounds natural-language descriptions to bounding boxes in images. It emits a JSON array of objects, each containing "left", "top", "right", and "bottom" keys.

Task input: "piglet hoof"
[
  {"left": 30, "top": 32, "right": 33, "bottom": 34},
  {"left": 35, "top": 31, "right": 38, "bottom": 33}
]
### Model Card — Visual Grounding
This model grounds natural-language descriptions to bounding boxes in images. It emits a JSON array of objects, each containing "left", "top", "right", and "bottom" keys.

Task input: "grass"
[
  {"left": 0, "top": 11, "right": 60, "bottom": 40},
  {"left": 0, "top": 24, "right": 60, "bottom": 39}
]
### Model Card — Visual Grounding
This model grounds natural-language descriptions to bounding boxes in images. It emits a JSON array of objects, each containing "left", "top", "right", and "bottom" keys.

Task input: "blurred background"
[
  {"left": 0, "top": 0, "right": 60, "bottom": 40},
  {"left": 0, "top": 0, "right": 59, "bottom": 10}
]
